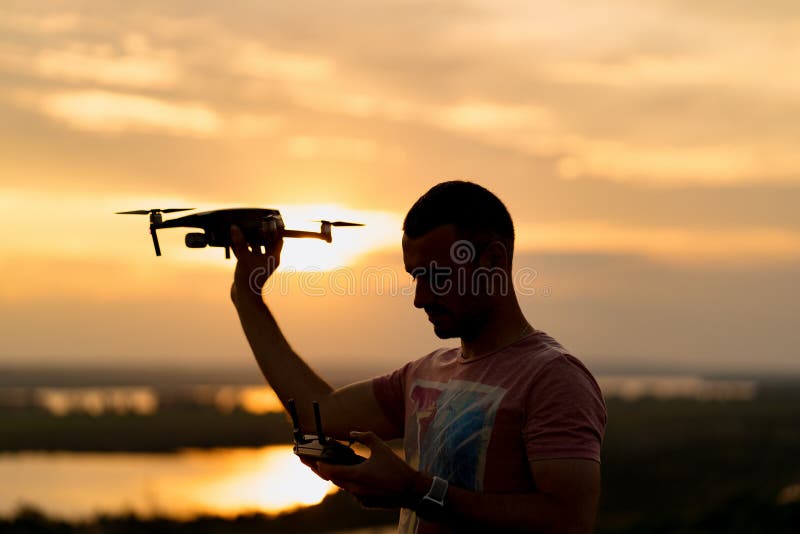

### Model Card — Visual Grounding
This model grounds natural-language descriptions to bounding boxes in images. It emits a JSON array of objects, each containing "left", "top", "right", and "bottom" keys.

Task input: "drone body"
[{"left": 116, "top": 208, "right": 363, "bottom": 258}]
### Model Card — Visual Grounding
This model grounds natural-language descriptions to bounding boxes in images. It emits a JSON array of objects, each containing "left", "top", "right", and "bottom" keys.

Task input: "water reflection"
[{"left": 0, "top": 446, "right": 335, "bottom": 520}]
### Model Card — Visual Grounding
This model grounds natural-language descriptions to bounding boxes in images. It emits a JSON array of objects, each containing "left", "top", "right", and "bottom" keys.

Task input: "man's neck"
[{"left": 460, "top": 300, "right": 532, "bottom": 360}]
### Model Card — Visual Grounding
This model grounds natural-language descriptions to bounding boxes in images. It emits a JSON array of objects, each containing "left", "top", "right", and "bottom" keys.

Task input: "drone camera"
[{"left": 185, "top": 232, "right": 208, "bottom": 248}]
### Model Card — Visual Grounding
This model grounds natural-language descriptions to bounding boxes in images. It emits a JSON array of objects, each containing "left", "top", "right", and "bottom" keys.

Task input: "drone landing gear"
[
  {"left": 150, "top": 225, "right": 161, "bottom": 256},
  {"left": 116, "top": 208, "right": 193, "bottom": 257}
]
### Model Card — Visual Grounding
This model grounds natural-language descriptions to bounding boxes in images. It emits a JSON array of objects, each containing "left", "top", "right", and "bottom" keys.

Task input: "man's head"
[
  {"left": 403, "top": 180, "right": 515, "bottom": 260},
  {"left": 402, "top": 181, "right": 516, "bottom": 340}
]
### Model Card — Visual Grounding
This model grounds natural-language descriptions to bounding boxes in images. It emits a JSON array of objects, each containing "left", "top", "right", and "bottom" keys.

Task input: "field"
[{"left": 1, "top": 379, "right": 799, "bottom": 533}]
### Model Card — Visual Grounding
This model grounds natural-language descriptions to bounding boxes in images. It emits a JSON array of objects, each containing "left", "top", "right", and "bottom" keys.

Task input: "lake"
[{"left": 0, "top": 445, "right": 335, "bottom": 520}]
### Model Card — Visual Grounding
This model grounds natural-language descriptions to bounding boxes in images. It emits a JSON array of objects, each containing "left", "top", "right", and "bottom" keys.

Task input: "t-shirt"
[{"left": 372, "top": 328, "right": 607, "bottom": 534}]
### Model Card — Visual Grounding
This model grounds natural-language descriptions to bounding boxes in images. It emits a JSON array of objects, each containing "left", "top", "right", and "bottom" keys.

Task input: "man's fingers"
[
  {"left": 231, "top": 225, "right": 283, "bottom": 262},
  {"left": 230, "top": 226, "right": 247, "bottom": 258},
  {"left": 265, "top": 235, "right": 283, "bottom": 263},
  {"left": 316, "top": 461, "right": 360, "bottom": 482}
]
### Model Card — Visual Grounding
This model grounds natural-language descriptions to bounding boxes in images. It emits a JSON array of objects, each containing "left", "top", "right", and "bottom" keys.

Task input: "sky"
[{"left": 1, "top": 0, "right": 798, "bottom": 377}]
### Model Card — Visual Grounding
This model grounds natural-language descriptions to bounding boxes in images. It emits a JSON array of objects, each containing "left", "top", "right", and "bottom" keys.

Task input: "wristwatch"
[{"left": 415, "top": 475, "right": 448, "bottom": 520}]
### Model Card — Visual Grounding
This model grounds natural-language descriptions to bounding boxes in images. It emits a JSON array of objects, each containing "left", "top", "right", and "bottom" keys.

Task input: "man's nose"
[{"left": 413, "top": 280, "right": 433, "bottom": 309}]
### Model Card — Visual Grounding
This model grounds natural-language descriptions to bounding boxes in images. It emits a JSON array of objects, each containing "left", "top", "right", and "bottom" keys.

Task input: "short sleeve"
[
  {"left": 524, "top": 355, "right": 607, "bottom": 462},
  {"left": 372, "top": 362, "right": 411, "bottom": 437}
]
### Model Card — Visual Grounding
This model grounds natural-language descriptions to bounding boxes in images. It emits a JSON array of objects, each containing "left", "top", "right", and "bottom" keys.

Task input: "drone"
[{"left": 116, "top": 208, "right": 364, "bottom": 259}]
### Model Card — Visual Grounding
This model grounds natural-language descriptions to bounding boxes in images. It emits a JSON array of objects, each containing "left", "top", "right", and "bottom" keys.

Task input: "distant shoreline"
[{"left": 2, "top": 363, "right": 798, "bottom": 388}]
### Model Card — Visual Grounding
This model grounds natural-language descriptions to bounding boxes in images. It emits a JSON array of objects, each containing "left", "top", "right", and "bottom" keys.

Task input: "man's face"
[{"left": 402, "top": 224, "right": 488, "bottom": 340}]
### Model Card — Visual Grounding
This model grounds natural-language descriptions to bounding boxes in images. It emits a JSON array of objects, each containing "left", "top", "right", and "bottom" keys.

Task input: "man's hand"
[
  {"left": 315, "top": 431, "right": 429, "bottom": 509},
  {"left": 230, "top": 225, "right": 283, "bottom": 308}
]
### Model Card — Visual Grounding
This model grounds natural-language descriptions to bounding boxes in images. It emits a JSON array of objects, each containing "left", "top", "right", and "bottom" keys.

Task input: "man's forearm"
[
  {"left": 438, "top": 484, "right": 593, "bottom": 534},
  {"left": 234, "top": 297, "right": 333, "bottom": 428}
]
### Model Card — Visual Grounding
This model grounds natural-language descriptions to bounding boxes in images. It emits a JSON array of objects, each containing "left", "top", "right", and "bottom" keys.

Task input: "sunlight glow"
[{"left": 188, "top": 449, "right": 336, "bottom": 516}]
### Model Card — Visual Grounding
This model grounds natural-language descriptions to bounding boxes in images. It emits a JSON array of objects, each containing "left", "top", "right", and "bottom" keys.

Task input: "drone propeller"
[
  {"left": 116, "top": 208, "right": 194, "bottom": 215},
  {"left": 313, "top": 220, "right": 365, "bottom": 227}
]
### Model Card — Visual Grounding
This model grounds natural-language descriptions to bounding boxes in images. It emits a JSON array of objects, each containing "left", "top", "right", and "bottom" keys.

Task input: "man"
[{"left": 230, "top": 181, "right": 606, "bottom": 533}]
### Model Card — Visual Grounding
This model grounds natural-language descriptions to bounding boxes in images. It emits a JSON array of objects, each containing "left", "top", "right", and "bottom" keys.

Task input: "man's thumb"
[{"left": 350, "top": 430, "right": 380, "bottom": 448}]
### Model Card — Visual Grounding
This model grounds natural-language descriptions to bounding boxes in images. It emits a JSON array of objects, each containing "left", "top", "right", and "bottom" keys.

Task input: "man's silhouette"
[{"left": 230, "top": 181, "right": 606, "bottom": 533}]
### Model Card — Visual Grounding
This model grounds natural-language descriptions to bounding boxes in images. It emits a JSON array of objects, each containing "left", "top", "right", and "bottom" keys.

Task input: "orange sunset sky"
[{"left": 1, "top": 1, "right": 798, "bottom": 376}]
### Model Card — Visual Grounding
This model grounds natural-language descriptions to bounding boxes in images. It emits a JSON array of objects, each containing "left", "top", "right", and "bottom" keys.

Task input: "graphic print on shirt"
[{"left": 405, "top": 379, "right": 507, "bottom": 492}]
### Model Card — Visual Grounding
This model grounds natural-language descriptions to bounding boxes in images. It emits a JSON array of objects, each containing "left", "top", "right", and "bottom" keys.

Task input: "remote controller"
[{"left": 287, "top": 399, "right": 366, "bottom": 465}]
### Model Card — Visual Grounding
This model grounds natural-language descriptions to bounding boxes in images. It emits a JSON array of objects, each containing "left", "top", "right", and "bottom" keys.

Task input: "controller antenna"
[
  {"left": 287, "top": 399, "right": 307, "bottom": 444},
  {"left": 312, "top": 401, "right": 327, "bottom": 445}
]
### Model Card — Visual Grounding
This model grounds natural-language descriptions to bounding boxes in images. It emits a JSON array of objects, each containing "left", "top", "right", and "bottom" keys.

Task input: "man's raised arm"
[{"left": 229, "top": 225, "right": 397, "bottom": 441}]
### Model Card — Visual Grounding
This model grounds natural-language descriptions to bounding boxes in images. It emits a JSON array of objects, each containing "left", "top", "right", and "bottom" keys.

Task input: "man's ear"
[{"left": 479, "top": 241, "right": 510, "bottom": 270}]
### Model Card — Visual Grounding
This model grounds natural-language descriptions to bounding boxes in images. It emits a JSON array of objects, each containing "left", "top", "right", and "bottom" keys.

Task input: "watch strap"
[
  {"left": 415, "top": 475, "right": 448, "bottom": 520},
  {"left": 423, "top": 476, "right": 448, "bottom": 506}
]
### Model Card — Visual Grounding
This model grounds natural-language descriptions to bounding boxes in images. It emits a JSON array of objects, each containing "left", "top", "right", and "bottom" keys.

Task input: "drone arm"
[{"left": 282, "top": 229, "right": 330, "bottom": 242}]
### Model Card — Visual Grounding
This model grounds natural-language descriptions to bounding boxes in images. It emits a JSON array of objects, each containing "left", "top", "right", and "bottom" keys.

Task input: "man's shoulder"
[
  {"left": 377, "top": 347, "right": 460, "bottom": 383},
  {"left": 503, "top": 330, "right": 602, "bottom": 390},
  {"left": 495, "top": 329, "right": 571, "bottom": 369}
]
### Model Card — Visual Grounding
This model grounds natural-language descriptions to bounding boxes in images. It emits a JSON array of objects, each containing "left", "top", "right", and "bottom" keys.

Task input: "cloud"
[
  {"left": 1, "top": 0, "right": 799, "bottom": 193},
  {"left": 554, "top": 139, "right": 800, "bottom": 185},
  {"left": 38, "top": 90, "right": 221, "bottom": 136},
  {"left": 232, "top": 42, "right": 333, "bottom": 83},
  {"left": 34, "top": 34, "right": 180, "bottom": 89},
  {"left": 0, "top": 10, "right": 81, "bottom": 34},
  {"left": 285, "top": 136, "right": 379, "bottom": 162},
  {"left": 546, "top": 52, "right": 800, "bottom": 95},
  {"left": 518, "top": 221, "right": 800, "bottom": 266}
]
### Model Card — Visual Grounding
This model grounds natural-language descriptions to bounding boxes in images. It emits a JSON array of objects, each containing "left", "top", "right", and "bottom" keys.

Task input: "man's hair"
[{"left": 403, "top": 180, "right": 515, "bottom": 258}]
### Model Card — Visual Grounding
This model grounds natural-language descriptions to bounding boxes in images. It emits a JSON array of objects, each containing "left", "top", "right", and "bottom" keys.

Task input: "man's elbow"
[
  {"left": 548, "top": 496, "right": 598, "bottom": 534},
  {"left": 545, "top": 512, "right": 595, "bottom": 534},
  {"left": 558, "top": 519, "right": 595, "bottom": 534}
]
